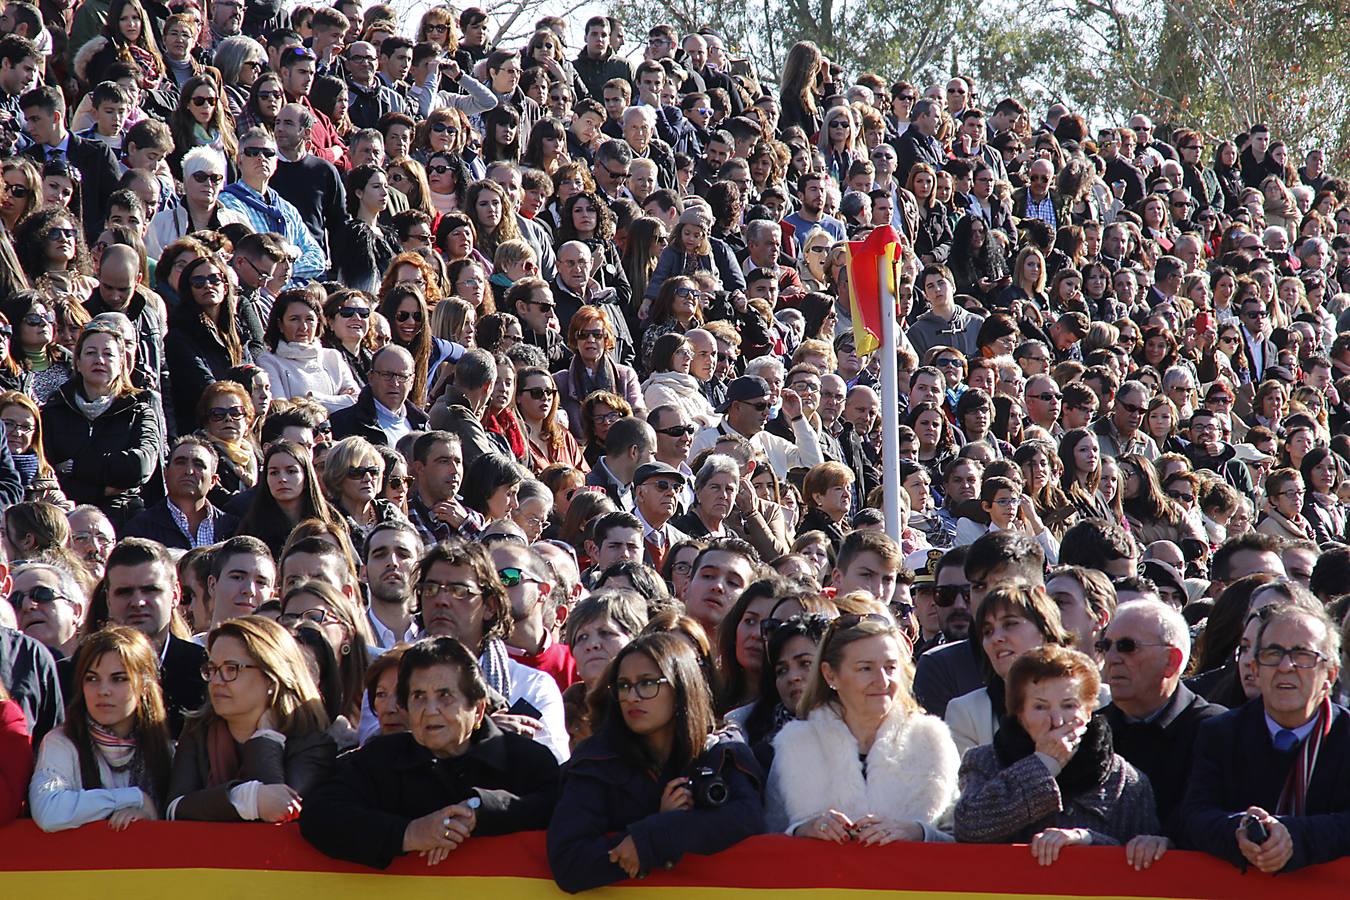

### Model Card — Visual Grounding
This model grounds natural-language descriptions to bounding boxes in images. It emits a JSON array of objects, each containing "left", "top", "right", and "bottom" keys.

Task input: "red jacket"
[
  {"left": 509, "top": 638, "right": 580, "bottom": 692},
  {"left": 0, "top": 700, "right": 33, "bottom": 825},
  {"left": 297, "top": 95, "right": 348, "bottom": 171}
]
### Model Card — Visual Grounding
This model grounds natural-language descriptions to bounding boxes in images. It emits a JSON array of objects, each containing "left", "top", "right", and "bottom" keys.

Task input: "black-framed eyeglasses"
[
  {"left": 201, "top": 661, "right": 260, "bottom": 682},
  {"left": 614, "top": 676, "right": 669, "bottom": 699},
  {"left": 279, "top": 607, "right": 341, "bottom": 628},
  {"left": 372, "top": 370, "right": 412, "bottom": 384}
]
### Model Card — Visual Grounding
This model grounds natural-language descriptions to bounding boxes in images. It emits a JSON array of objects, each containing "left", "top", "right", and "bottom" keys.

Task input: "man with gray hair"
[
  {"left": 1101, "top": 598, "right": 1225, "bottom": 836},
  {"left": 328, "top": 345, "right": 427, "bottom": 447},
  {"left": 428, "top": 348, "right": 502, "bottom": 470},
  {"left": 10, "top": 560, "right": 87, "bottom": 659},
  {"left": 271, "top": 101, "right": 345, "bottom": 260},
  {"left": 552, "top": 240, "right": 635, "bottom": 365},
  {"left": 219, "top": 127, "right": 327, "bottom": 282},
  {"left": 1093, "top": 378, "right": 1158, "bottom": 459},
  {"left": 146, "top": 145, "right": 247, "bottom": 258},
  {"left": 621, "top": 103, "right": 676, "bottom": 190}
]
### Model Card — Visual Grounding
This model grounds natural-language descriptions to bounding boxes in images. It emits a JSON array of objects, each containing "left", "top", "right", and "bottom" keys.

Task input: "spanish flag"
[{"left": 844, "top": 224, "right": 903, "bottom": 356}]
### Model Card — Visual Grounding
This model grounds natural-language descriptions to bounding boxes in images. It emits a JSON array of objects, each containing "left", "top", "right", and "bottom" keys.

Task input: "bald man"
[
  {"left": 87, "top": 243, "right": 170, "bottom": 412},
  {"left": 328, "top": 344, "right": 428, "bottom": 446},
  {"left": 1014, "top": 157, "right": 1059, "bottom": 231}
]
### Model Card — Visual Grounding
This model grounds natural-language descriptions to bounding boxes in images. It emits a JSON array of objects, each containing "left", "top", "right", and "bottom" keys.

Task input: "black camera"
[{"left": 688, "top": 767, "right": 728, "bottom": 808}]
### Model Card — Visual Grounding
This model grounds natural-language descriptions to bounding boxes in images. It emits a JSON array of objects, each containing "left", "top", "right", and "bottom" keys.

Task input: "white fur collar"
[{"left": 770, "top": 703, "right": 960, "bottom": 827}]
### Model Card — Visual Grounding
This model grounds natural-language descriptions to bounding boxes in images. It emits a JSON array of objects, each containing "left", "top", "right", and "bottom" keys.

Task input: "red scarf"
[
  {"left": 206, "top": 719, "right": 242, "bottom": 787},
  {"left": 483, "top": 407, "right": 527, "bottom": 462},
  {"left": 1277, "top": 696, "right": 1333, "bottom": 817}
]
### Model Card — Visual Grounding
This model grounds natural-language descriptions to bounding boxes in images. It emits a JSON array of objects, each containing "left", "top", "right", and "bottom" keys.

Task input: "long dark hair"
[
  {"left": 237, "top": 440, "right": 339, "bottom": 555},
  {"left": 588, "top": 632, "right": 716, "bottom": 776},
  {"left": 170, "top": 74, "right": 238, "bottom": 162},
  {"left": 177, "top": 255, "right": 245, "bottom": 366},
  {"left": 377, "top": 280, "right": 432, "bottom": 405},
  {"left": 460, "top": 451, "right": 524, "bottom": 517},
  {"left": 741, "top": 613, "right": 830, "bottom": 744},
  {"left": 63, "top": 626, "right": 172, "bottom": 806}
]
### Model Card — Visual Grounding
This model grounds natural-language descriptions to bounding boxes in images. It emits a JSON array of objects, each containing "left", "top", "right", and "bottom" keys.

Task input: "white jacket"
[
  {"left": 640, "top": 371, "right": 719, "bottom": 429},
  {"left": 945, "top": 686, "right": 997, "bottom": 759},
  {"left": 257, "top": 340, "right": 359, "bottom": 413},
  {"left": 29, "top": 730, "right": 156, "bottom": 831},
  {"left": 146, "top": 203, "right": 249, "bottom": 260},
  {"left": 766, "top": 703, "right": 959, "bottom": 839},
  {"left": 503, "top": 658, "right": 570, "bottom": 763}
]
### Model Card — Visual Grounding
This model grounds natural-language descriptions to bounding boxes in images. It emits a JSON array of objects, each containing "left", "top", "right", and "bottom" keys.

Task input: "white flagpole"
[{"left": 878, "top": 251, "right": 902, "bottom": 543}]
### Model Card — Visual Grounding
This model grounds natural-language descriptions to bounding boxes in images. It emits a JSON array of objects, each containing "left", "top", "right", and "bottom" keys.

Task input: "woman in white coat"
[
  {"left": 767, "top": 613, "right": 959, "bottom": 843},
  {"left": 256, "top": 286, "right": 360, "bottom": 413},
  {"left": 641, "top": 332, "right": 718, "bottom": 428},
  {"left": 945, "top": 583, "right": 1076, "bottom": 758}
]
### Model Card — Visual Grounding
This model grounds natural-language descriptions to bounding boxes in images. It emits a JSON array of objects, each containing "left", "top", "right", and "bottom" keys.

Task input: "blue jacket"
[
  {"left": 547, "top": 729, "right": 764, "bottom": 893},
  {"left": 645, "top": 237, "right": 746, "bottom": 300},
  {"left": 1183, "top": 698, "right": 1350, "bottom": 871}
]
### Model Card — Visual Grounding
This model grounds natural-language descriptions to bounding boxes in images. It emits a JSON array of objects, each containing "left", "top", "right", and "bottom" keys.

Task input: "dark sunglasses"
[
  {"left": 520, "top": 386, "right": 558, "bottom": 400},
  {"left": 427, "top": 164, "right": 452, "bottom": 175},
  {"left": 5, "top": 184, "right": 29, "bottom": 197},
  {"left": 346, "top": 465, "right": 380, "bottom": 479},
  {"left": 656, "top": 424, "right": 697, "bottom": 437},
  {"left": 47, "top": 227, "right": 77, "bottom": 241},
  {"left": 208, "top": 406, "right": 246, "bottom": 421},
  {"left": 190, "top": 171, "right": 224, "bottom": 185},
  {"left": 9, "top": 585, "right": 65, "bottom": 607},
  {"left": 395, "top": 310, "right": 424, "bottom": 323},
  {"left": 1094, "top": 636, "right": 1168, "bottom": 655},
  {"left": 430, "top": 122, "right": 454, "bottom": 133},
  {"left": 190, "top": 272, "right": 224, "bottom": 288},
  {"left": 243, "top": 146, "right": 278, "bottom": 159},
  {"left": 23, "top": 313, "right": 53, "bottom": 326},
  {"left": 385, "top": 475, "right": 410, "bottom": 489},
  {"left": 640, "top": 478, "right": 680, "bottom": 492},
  {"left": 337, "top": 306, "right": 371, "bottom": 318},
  {"left": 934, "top": 584, "right": 972, "bottom": 608},
  {"left": 190, "top": 94, "right": 218, "bottom": 107},
  {"left": 497, "top": 566, "right": 542, "bottom": 588}
]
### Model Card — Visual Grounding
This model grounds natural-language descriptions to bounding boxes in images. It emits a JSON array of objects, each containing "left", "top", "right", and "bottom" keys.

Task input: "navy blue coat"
[
  {"left": 547, "top": 729, "right": 764, "bottom": 893},
  {"left": 1182, "top": 698, "right": 1350, "bottom": 871}
]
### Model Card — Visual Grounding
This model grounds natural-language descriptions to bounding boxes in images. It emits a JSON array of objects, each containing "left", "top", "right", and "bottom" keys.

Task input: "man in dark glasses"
[
  {"left": 688, "top": 375, "right": 823, "bottom": 480},
  {"left": 491, "top": 543, "right": 577, "bottom": 691},
  {"left": 647, "top": 405, "right": 697, "bottom": 511},
  {"left": 1101, "top": 597, "right": 1223, "bottom": 839},
  {"left": 632, "top": 462, "right": 690, "bottom": 572}
]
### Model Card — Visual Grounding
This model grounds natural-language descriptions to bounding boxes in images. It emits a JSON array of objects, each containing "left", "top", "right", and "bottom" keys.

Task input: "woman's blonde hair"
[
  {"left": 206, "top": 616, "right": 329, "bottom": 736},
  {"left": 321, "top": 435, "right": 384, "bottom": 500},
  {"left": 799, "top": 616, "right": 918, "bottom": 717}
]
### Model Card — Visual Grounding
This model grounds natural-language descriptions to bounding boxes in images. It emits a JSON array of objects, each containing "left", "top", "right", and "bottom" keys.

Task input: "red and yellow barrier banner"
[{"left": 2, "top": 821, "right": 1348, "bottom": 898}]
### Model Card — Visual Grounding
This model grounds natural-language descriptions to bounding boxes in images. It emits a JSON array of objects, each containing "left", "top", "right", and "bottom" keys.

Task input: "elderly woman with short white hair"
[
  {"left": 146, "top": 146, "right": 248, "bottom": 259},
  {"left": 672, "top": 454, "right": 741, "bottom": 538}
]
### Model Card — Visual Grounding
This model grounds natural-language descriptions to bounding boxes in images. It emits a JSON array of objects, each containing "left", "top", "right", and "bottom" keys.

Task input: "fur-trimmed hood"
[
  {"left": 73, "top": 35, "right": 109, "bottom": 84},
  {"left": 767, "top": 702, "right": 960, "bottom": 833}
]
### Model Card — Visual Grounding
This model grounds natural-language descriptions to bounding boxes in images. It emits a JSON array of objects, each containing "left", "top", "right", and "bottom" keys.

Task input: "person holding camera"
[
  {"left": 767, "top": 613, "right": 960, "bottom": 843},
  {"left": 547, "top": 632, "right": 764, "bottom": 893}
]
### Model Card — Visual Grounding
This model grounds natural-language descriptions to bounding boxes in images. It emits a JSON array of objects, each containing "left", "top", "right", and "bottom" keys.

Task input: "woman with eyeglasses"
[
  {"left": 279, "top": 580, "right": 374, "bottom": 731},
  {"left": 14, "top": 206, "right": 95, "bottom": 298},
  {"left": 0, "top": 291, "right": 69, "bottom": 403},
  {"left": 238, "top": 71, "right": 285, "bottom": 133},
  {"left": 425, "top": 147, "right": 471, "bottom": 217},
  {"left": 549, "top": 630, "right": 762, "bottom": 891},
  {"left": 767, "top": 611, "right": 957, "bottom": 842},
  {"left": 955, "top": 645, "right": 1164, "bottom": 868},
  {"left": 41, "top": 326, "right": 159, "bottom": 526},
  {"left": 640, "top": 275, "right": 704, "bottom": 366},
  {"left": 0, "top": 158, "right": 39, "bottom": 234},
  {"left": 576, "top": 391, "right": 631, "bottom": 467},
  {"left": 0, "top": 390, "right": 66, "bottom": 506},
  {"left": 377, "top": 280, "right": 460, "bottom": 407},
  {"left": 1256, "top": 467, "right": 1314, "bottom": 542},
  {"left": 193, "top": 380, "right": 257, "bottom": 506},
  {"left": 167, "top": 616, "right": 336, "bottom": 822},
  {"left": 516, "top": 365, "right": 587, "bottom": 473},
  {"left": 322, "top": 436, "right": 410, "bottom": 552},
  {"left": 320, "top": 289, "right": 375, "bottom": 387},
  {"left": 259, "top": 285, "right": 360, "bottom": 413},
  {"left": 30, "top": 625, "right": 173, "bottom": 832},
  {"left": 386, "top": 156, "right": 435, "bottom": 217},
  {"left": 555, "top": 305, "right": 644, "bottom": 439},
  {"left": 167, "top": 255, "right": 251, "bottom": 429},
  {"left": 237, "top": 440, "right": 341, "bottom": 558},
  {"left": 167, "top": 75, "right": 238, "bottom": 181}
]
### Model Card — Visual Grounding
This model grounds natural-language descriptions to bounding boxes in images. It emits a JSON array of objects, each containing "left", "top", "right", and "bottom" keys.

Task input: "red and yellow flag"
[{"left": 844, "top": 224, "right": 903, "bottom": 356}]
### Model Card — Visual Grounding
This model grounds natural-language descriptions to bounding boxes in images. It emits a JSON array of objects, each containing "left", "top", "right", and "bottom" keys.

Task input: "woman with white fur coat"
[{"left": 766, "top": 614, "right": 960, "bottom": 844}]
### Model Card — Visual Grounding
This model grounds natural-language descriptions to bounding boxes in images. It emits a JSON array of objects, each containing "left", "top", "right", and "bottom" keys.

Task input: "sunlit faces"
[
  {"left": 682, "top": 550, "right": 754, "bottom": 633},
  {"left": 207, "top": 550, "right": 277, "bottom": 625},
  {"left": 406, "top": 662, "right": 486, "bottom": 757}
]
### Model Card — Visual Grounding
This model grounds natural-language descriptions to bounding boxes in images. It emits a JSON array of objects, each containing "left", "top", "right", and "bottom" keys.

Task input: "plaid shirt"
[
  {"left": 166, "top": 500, "right": 217, "bottom": 549},
  {"left": 1023, "top": 192, "right": 1058, "bottom": 231}
]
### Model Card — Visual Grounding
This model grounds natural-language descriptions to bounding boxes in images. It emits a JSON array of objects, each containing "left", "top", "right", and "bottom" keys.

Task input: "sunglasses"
[
  {"left": 427, "top": 163, "right": 452, "bottom": 175},
  {"left": 0, "top": 326, "right": 10, "bottom": 338},
  {"left": 520, "top": 386, "right": 558, "bottom": 400},
  {"left": 640, "top": 478, "right": 680, "bottom": 492},
  {"left": 257, "top": 89, "right": 283, "bottom": 101},
  {"left": 47, "top": 227, "right": 77, "bottom": 241},
  {"left": 395, "top": 310, "right": 424, "bottom": 323},
  {"left": 190, "top": 94, "right": 218, "bottom": 107},
  {"left": 497, "top": 566, "right": 542, "bottom": 588},
  {"left": 23, "top": 313, "right": 53, "bottom": 326},
  {"left": 338, "top": 306, "right": 370, "bottom": 318},
  {"left": 5, "top": 183, "right": 29, "bottom": 197},
  {"left": 208, "top": 406, "right": 246, "bottom": 421},
  {"left": 760, "top": 613, "right": 833, "bottom": 641},
  {"left": 1094, "top": 637, "right": 1168, "bottom": 655},
  {"left": 1166, "top": 490, "right": 1195, "bottom": 504},
  {"left": 430, "top": 122, "right": 454, "bottom": 133},
  {"left": 934, "top": 584, "right": 971, "bottom": 608},
  {"left": 190, "top": 272, "right": 224, "bottom": 288},
  {"left": 8, "top": 585, "right": 65, "bottom": 607},
  {"left": 656, "top": 424, "right": 697, "bottom": 437},
  {"left": 190, "top": 171, "right": 224, "bottom": 185},
  {"left": 243, "top": 146, "right": 279, "bottom": 159},
  {"left": 386, "top": 475, "right": 410, "bottom": 489},
  {"left": 1031, "top": 391, "right": 1061, "bottom": 402},
  {"left": 346, "top": 465, "right": 381, "bottom": 480},
  {"left": 739, "top": 400, "right": 770, "bottom": 412}
]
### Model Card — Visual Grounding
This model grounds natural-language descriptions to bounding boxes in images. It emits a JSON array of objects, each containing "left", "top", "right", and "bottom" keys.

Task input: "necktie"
[
  {"left": 645, "top": 533, "right": 667, "bottom": 571},
  {"left": 1273, "top": 728, "right": 1299, "bottom": 753}
]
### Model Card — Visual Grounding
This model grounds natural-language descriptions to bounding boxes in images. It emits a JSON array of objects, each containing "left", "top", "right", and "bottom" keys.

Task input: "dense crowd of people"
[{"left": 0, "top": 0, "right": 1349, "bottom": 886}]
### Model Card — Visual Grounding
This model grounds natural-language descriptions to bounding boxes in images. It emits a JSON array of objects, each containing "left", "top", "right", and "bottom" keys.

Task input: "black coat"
[
  {"left": 1183, "top": 698, "right": 1350, "bottom": 871},
  {"left": 168, "top": 723, "right": 336, "bottom": 821},
  {"left": 327, "top": 387, "right": 430, "bottom": 447},
  {"left": 122, "top": 499, "right": 240, "bottom": 552},
  {"left": 893, "top": 125, "right": 944, "bottom": 187},
  {"left": 912, "top": 636, "right": 984, "bottom": 719},
  {"left": 165, "top": 306, "right": 251, "bottom": 432},
  {"left": 41, "top": 382, "right": 162, "bottom": 527},
  {"left": 546, "top": 729, "right": 764, "bottom": 893},
  {"left": 300, "top": 721, "right": 559, "bottom": 869},
  {"left": 1102, "top": 684, "right": 1225, "bottom": 842},
  {"left": 56, "top": 633, "right": 205, "bottom": 739}
]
